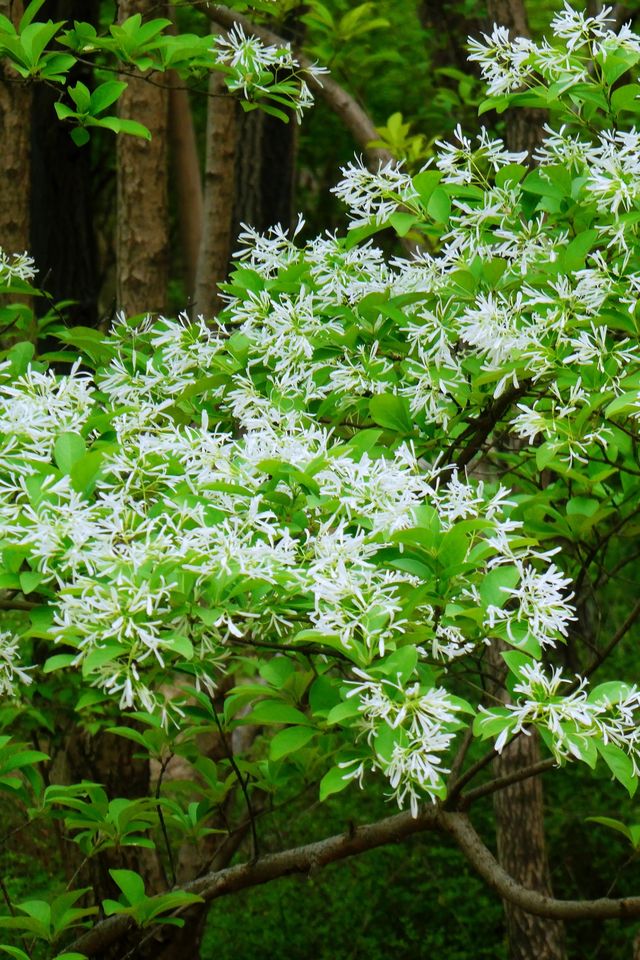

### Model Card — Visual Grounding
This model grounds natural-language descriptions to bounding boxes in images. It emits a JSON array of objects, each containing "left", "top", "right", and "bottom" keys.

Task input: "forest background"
[{"left": 2, "top": 1, "right": 640, "bottom": 960}]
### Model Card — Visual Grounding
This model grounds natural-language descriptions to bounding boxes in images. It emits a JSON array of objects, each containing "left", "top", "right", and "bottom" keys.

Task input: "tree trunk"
[
  {"left": 169, "top": 79, "right": 202, "bottom": 306},
  {"left": 29, "top": 0, "right": 100, "bottom": 326},
  {"left": 486, "top": 0, "right": 545, "bottom": 153},
  {"left": 0, "top": 0, "right": 30, "bottom": 256},
  {"left": 487, "top": 642, "right": 567, "bottom": 960},
  {"left": 168, "top": 5, "right": 203, "bottom": 306},
  {"left": 116, "top": 0, "right": 169, "bottom": 316},
  {"left": 418, "top": 0, "right": 482, "bottom": 71},
  {"left": 193, "top": 58, "right": 237, "bottom": 317}
]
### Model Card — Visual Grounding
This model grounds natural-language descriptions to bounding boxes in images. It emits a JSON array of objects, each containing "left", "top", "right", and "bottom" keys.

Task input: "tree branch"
[
  {"left": 70, "top": 805, "right": 442, "bottom": 955},
  {"left": 459, "top": 757, "right": 556, "bottom": 808},
  {"left": 442, "top": 812, "right": 640, "bottom": 920},
  {"left": 199, "top": 4, "right": 393, "bottom": 166},
  {"left": 580, "top": 596, "right": 640, "bottom": 682},
  {"left": 69, "top": 799, "right": 640, "bottom": 956}
]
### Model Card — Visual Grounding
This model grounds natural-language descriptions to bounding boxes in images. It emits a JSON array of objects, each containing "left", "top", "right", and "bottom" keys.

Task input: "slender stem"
[
  {"left": 211, "top": 703, "right": 259, "bottom": 862},
  {"left": 155, "top": 754, "right": 177, "bottom": 888},
  {"left": 0, "top": 873, "right": 33, "bottom": 960},
  {"left": 459, "top": 757, "right": 556, "bottom": 808},
  {"left": 580, "top": 596, "right": 640, "bottom": 684}
]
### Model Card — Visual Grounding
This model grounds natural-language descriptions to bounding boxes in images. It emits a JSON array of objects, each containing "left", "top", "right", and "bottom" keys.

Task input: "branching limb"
[
  {"left": 70, "top": 797, "right": 640, "bottom": 956},
  {"left": 442, "top": 812, "right": 640, "bottom": 920}
]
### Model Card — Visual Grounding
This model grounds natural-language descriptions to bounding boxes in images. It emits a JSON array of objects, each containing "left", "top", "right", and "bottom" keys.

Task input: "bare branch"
[
  {"left": 70, "top": 799, "right": 640, "bottom": 956},
  {"left": 459, "top": 757, "right": 556, "bottom": 808},
  {"left": 70, "top": 806, "right": 442, "bottom": 955},
  {"left": 442, "top": 812, "right": 640, "bottom": 920}
]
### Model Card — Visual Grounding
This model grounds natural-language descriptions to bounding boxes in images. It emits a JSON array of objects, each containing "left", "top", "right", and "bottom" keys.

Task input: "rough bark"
[
  {"left": 116, "top": 0, "right": 169, "bottom": 315},
  {"left": 0, "top": 0, "right": 30, "bottom": 256},
  {"left": 487, "top": 642, "right": 567, "bottom": 960},
  {"left": 30, "top": 0, "right": 100, "bottom": 326},
  {"left": 193, "top": 60, "right": 237, "bottom": 317},
  {"left": 168, "top": 79, "right": 203, "bottom": 305},
  {"left": 232, "top": 106, "right": 298, "bottom": 237},
  {"left": 167, "top": 6, "right": 203, "bottom": 304}
]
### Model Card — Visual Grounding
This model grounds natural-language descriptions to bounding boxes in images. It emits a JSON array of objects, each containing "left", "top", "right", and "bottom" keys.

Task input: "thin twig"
[
  {"left": 211, "top": 703, "right": 259, "bottom": 862},
  {"left": 579, "top": 596, "right": 640, "bottom": 683},
  {"left": 459, "top": 757, "right": 556, "bottom": 808},
  {"left": 155, "top": 754, "right": 177, "bottom": 888}
]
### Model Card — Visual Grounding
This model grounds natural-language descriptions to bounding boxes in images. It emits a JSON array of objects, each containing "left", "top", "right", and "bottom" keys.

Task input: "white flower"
[
  {"left": 486, "top": 559, "right": 575, "bottom": 647},
  {"left": 0, "top": 249, "right": 36, "bottom": 283},
  {"left": 0, "top": 632, "right": 34, "bottom": 697},
  {"left": 331, "top": 157, "right": 419, "bottom": 228}
]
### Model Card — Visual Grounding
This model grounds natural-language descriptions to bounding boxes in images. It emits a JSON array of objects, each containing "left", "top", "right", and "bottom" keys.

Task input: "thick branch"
[
  {"left": 442, "top": 813, "right": 640, "bottom": 920},
  {"left": 70, "top": 806, "right": 441, "bottom": 955},
  {"left": 201, "top": 4, "right": 393, "bottom": 166},
  {"left": 70, "top": 801, "right": 640, "bottom": 956}
]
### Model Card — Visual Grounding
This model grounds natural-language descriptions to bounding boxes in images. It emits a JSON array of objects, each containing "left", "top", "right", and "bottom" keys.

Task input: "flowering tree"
[{"left": 3, "top": 3, "right": 640, "bottom": 957}]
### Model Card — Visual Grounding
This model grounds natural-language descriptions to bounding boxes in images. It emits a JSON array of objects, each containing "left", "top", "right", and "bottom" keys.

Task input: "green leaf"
[
  {"left": 19, "top": 569, "right": 43, "bottom": 594},
  {"left": 19, "top": 0, "right": 47, "bottom": 30},
  {"left": 501, "top": 650, "right": 533, "bottom": 678},
  {"left": 270, "top": 725, "right": 316, "bottom": 760},
  {"left": 7, "top": 340, "right": 34, "bottom": 375},
  {"left": 70, "top": 126, "right": 90, "bottom": 147},
  {"left": 43, "top": 654, "right": 76, "bottom": 673},
  {"left": 426, "top": 186, "right": 451, "bottom": 224},
  {"left": 319, "top": 765, "right": 351, "bottom": 801},
  {"left": 54, "top": 432, "right": 87, "bottom": 473},
  {"left": 96, "top": 116, "right": 151, "bottom": 139},
  {"left": 388, "top": 212, "right": 418, "bottom": 236},
  {"left": 586, "top": 816, "right": 634, "bottom": 844},
  {"left": 561, "top": 229, "right": 598, "bottom": 272},
  {"left": 109, "top": 869, "right": 146, "bottom": 905},
  {"left": 68, "top": 81, "right": 91, "bottom": 113},
  {"left": 369, "top": 393, "right": 413, "bottom": 433},
  {"left": 372, "top": 645, "right": 417, "bottom": 683},
  {"left": 0, "top": 946, "right": 31, "bottom": 959},
  {"left": 413, "top": 169, "right": 443, "bottom": 206},
  {"left": 245, "top": 701, "right": 312, "bottom": 726},
  {"left": 326, "top": 699, "right": 361, "bottom": 725},
  {"left": 90, "top": 80, "right": 127, "bottom": 114},
  {"left": 597, "top": 741, "right": 638, "bottom": 797},
  {"left": 480, "top": 565, "right": 520, "bottom": 609}
]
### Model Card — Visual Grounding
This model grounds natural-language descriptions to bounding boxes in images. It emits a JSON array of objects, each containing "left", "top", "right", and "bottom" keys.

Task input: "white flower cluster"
[
  {"left": 468, "top": 2, "right": 629, "bottom": 96},
  {"left": 213, "top": 23, "right": 327, "bottom": 121},
  {"left": 0, "top": 249, "right": 36, "bottom": 284},
  {"left": 482, "top": 663, "right": 640, "bottom": 769},
  {"left": 331, "top": 157, "right": 420, "bottom": 228},
  {"left": 4, "top": 3, "right": 640, "bottom": 811},
  {"left": 0, "top": 632, "right": 33, "bottom": 698},
  {"left": 343, "top": 669, "right": 465, "bottom": 813}
]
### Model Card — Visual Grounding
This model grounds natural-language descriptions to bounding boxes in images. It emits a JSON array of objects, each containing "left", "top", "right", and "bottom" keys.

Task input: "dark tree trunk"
[
  {"left": 231, "top": 12, "right": 300, "bottom": 242},
  {"left": 116, "top": 0, "right": 169, "bottom": 315},
  {"left": 0, "top": 0, "right": 31, "bottom": 256},
  {"left": 418, "top": 0, "right": 482, "bottom": 71},
  {"left": 169, "top": 78, "right": 203, "bottom": 305},
  {"left": 193, "top": 60, "right": 237, "bottom": 317},
  {"left": 26, "top": 1, "right": 101, "bottom": 326},
  {"left": 231, "top": 104, "right": 297, "bottom": 243}
]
